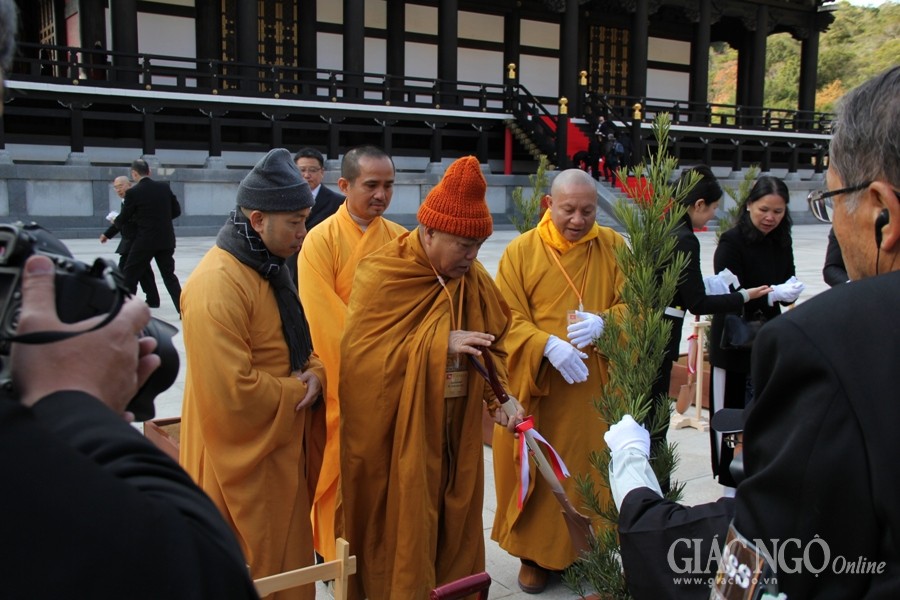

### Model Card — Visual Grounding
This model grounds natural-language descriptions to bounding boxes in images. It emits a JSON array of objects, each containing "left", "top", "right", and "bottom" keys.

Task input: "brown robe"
[{"left": 338, "top": 229, "right": 511, "bottom": 599}]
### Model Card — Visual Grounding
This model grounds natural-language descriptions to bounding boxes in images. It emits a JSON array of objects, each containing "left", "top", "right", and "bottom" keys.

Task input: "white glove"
[
  {"left": 567, "top": 311, "right": 605, "bottom": 348},
  {"left": 543, "top": 335, "right": 589, "bottom": 384},
  {"left": 717, "top": 268, "right": 740, "bottom": 290},
  {"left": 703, "top": 275, "right": 730, "bottom": 296},
  {"left": 605, "top": 415, "right": 660, "bottom": 511},
  {"left": 768, "top": 276, "right": 805, "bottom": 305},
  {"left": 703, "top": 268, "right": 740, "bottom": 295},
  {"left": 603, "top": 414, "right": 651, "bottom": 456}
]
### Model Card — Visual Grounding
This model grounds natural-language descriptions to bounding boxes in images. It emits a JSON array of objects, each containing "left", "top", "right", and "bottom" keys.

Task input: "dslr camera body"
[{"left": 0, "top": 222, "right": 178, "bottom": 420}]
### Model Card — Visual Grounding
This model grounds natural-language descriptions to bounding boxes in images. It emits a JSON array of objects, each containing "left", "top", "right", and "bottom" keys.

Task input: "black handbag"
[{"left": 720, "top": 312, "right": 766, "bottom": 350}]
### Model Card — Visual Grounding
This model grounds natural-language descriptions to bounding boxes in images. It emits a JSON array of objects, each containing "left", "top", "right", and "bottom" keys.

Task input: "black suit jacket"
[
  {"left": 619, "top": 487, "right": 735, "bottom": 600},
  {"left": 0, "top": 391, "right": 258, "bottom": 598},
  {"left": 663, "top": 214, "right": 744, "bottom": 362},
  {"left": 114, "top": 177, "right": 181, "bottom": 252},
  {"left": 734, "top": 270, "right": 900, "bottom": 598},
  {"left": 708, "top": 225, "right": 795, "bottom": 372},
  {"left": 103, "top": 200, "right": 138, "bottom": 255},
  {"left": 306, "top": 184, "right": 344, "bottom": 231}
]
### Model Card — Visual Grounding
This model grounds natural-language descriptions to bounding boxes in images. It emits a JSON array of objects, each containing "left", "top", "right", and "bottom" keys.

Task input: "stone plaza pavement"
[{"left": 58, "top": 221, "right": 833, "bottom": 599}]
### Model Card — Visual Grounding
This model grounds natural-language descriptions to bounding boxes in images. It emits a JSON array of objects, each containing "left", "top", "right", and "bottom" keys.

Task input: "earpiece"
[{"left": 875, "top": 209, "right": 890, "bottom": 246}]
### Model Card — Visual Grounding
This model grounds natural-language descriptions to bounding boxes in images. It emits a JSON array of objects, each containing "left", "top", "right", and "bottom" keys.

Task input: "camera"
[{"left": 0, "top": 222, "right": 178, "bottom": 421}]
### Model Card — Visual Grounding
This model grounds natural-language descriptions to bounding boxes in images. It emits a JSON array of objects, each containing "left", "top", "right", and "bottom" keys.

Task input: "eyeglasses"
[
  {"left": 298, "top": 167, "right": 323, "bottom": 175},
  {"left": 807, "top": 182, "right": 870, "bottom": 223},
  {"left": 723, "top": 433, "right": 742, "bottom": 449}
]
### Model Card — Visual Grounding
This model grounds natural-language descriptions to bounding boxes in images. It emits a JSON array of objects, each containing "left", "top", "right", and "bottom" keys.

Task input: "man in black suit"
[
  {"left": 288, "top": 147, "right": 345, "bottom": 283},
  {"left": 726, "top": 66, "right": 900, "bottom": 598},
  {"left": 609, "top": 67, "right": 900, "bottom": 599},
  {"left": 295, "top": 147, "right": 344, "bottom": 230},
  {"left": 115, "top": 159, "right": 183, "bottom": 314},
  {"left": 100, "top": 175, "right": 161, "bottom": 307}
]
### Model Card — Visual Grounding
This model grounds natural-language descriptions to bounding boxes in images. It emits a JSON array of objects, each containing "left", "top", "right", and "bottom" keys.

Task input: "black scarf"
[{"left": 216, "top": 208, "right": 313, "bottom": 371}]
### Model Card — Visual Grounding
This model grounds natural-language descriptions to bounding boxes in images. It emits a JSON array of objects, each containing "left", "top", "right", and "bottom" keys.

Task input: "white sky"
[{"left": 841, "top": 0, "right": 897, "bottom": 5}]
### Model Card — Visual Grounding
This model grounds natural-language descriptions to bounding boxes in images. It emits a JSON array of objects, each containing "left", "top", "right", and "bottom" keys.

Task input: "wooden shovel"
[{"left": 469, "top": 350, "right": 595, "bottom": 555}]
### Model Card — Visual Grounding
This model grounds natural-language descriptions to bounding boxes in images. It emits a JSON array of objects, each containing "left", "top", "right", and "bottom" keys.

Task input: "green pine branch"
[
  {"left": 564, "top": 113, "right": 700, "bottom": 599},
  {"left": 510, "top": 155, "right": 550, "bottom": 233}
]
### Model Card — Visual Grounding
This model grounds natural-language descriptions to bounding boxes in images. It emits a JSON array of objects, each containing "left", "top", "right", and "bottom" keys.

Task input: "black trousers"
[
  {"left": 123, "top": 246, "right": 181, "bottom": 313},
  {"left": 118, "top": 252, "right": 159, "bottom": 305}
]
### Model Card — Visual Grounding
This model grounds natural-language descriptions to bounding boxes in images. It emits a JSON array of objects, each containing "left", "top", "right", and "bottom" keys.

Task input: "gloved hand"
[
  {"left": 603, "top": 414, "right": 651, "bottom": 456},
  {"left": 703, "top": 268, "right": 740, "bottom": 295},
  {"left": 768, "top": 276, "right": 805, "bottom": 305},
  {"left": 543, "top": 335, "right": 589, "bottom": 384},
  {"left": 567, "top": 311, "right": 605, "bottom": 348},
  {"left": 717, "top": 268, "right": 740, "bottom": 290},
  {"left": 703, "top": 274, "right": 730, "bottom": 296}
]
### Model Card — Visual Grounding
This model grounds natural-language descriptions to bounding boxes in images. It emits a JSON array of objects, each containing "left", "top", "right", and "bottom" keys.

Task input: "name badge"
[
  {"left": 712, "top": 522, "right": 780, "bottom": 600},
  {"left": 444, "top": 353, "right": 468, "bottom": 398}
]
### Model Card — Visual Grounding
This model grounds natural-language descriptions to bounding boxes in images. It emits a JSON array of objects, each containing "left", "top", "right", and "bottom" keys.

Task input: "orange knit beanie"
[{"left": 417, "top": 156, "right": 494, "bottom": 239}]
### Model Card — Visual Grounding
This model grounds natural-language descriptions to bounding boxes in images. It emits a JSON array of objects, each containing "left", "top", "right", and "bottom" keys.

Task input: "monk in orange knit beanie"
[{"left": 338, "top": 155, "right": 524, "bottom": 599}]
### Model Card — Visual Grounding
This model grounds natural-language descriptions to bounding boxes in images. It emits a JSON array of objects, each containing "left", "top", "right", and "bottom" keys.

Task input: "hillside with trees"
[{"left": 709, "top": 0, "right": 900, "bottom": 113}]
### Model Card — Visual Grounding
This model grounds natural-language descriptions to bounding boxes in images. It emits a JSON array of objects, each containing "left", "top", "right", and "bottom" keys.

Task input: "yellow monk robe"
[
  {"left": 492, "top": 210, "right": 626, "bottom": 570},
  {"left": 180, "top": 247, "right": 326, "bottom": 600},
  {"left": 297, "top": 204, "right": 407, "bottom": 561},
  {"left": 338, "top": 229, "right": 512, "bottom": 600}
]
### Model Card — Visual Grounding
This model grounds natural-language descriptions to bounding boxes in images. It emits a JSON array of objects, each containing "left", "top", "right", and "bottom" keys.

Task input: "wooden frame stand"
[
  {"left": 253, "top": 538, "right": 356, "bottom": 599},
  {"left": 671, "top": 320, "right": 710, "bottom": 432}
]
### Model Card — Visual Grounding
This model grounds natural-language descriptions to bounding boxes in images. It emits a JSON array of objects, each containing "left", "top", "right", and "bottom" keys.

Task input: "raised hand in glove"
[
  {"left": 544, "top": 335, "right": 589, "bottom": 384},
  {"left": 566, "top": 311, "right": 605, "bottom": 349},
  {"left": 603, "top": 414, "right": 651, "bottom": 456},
  {"left": 768, "top": 276, "right": 805, "bottom": 305}
]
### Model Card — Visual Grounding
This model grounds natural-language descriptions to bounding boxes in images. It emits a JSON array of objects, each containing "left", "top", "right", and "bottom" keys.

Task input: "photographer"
[{"left": 0, "top": 254, "right": 258, "bottom": 598}]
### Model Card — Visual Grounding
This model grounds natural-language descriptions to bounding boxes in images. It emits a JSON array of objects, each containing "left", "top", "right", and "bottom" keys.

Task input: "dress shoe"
[{"left": 518, "top": 559, "right": 549, "bottom": 594}]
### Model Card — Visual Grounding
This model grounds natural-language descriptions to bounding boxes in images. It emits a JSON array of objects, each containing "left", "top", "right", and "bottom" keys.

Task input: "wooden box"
[{"left": 144, "top": 417, "right": 181, "bottom": 462}]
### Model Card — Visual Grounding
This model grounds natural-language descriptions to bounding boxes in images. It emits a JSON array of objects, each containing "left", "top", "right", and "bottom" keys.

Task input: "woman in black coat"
[
  {"left": 708, "top": 175, "right": 800, "bottom": 490},
  {"left": 650, "top": 167, "right": 770, "bottom": 463}
]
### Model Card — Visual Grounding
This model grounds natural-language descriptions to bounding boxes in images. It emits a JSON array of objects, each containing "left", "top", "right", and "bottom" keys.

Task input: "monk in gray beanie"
[
  {"left": 180, "top": 146, "right": 325, "bottom": 589},
  {"left": 238, "top": 148, "right": 315, "bottom": 212}
]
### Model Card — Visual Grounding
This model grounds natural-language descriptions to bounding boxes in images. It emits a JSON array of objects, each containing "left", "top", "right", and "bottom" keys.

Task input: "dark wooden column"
[
  {"left": 343, "top": 0, "right": 365, "bottom": 100},
  {"left": 195, "top": 0, "right": 221, "bottom": 89},
  {"left": 237, "top": 0, "right": 259, "bottom": 92},
  {"left": 503, "top": 8, "right": 521, "bottom": 82},
  {"left": 735, "top": 31, "right": 752, "bottom": 118},
  {"left": 627, "top": 0, "right": 649, "bottom": 101},
  {"left": 798, "top": 17, "right": 820, "bottom": 130},
  {"left": 748, "top": 5, "right": 768, "bottom": 123},
  {"left": 689, "top": 0, "right": 711, "bottom": 116},
  {"left": 438, "top": 0, "right": 459, "bottom": 107},
  {"left": 299, "top": 0, "right": 318, "bottom": 94},
  {"left": 386, "top": 0, "right": 406, "bottom": 103},
  {"left": 559, "top": 0, "right": 578, "bottom": 113},
  {"left": 110, "top": 0, "right": 139, "bottom": 84},
  {"left": 78, "top": 0, "right": 107, "bottom": 50}
]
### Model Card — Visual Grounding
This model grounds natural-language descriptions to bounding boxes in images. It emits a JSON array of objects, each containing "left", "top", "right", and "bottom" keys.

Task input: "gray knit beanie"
[{"left": 237, "top": 148, "right": 314, "bottom": 212}]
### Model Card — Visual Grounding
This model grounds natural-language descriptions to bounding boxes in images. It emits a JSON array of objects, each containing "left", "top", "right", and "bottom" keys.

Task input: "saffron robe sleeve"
[
  {"left": 179, "top": 246, "right": 324, "bottom": 598},
  {"left": 491, "top": 226, "right": 626, "bottom": 570},
  {"left": 297, "top": 206, "right": 407, "bottom": 561},
  {"left": 337, "top": 229, "right": 511, "bottom": 600}
]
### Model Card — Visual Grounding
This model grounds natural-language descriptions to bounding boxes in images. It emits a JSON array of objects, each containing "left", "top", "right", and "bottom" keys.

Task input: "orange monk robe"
[
  {"left": 492, "top": 211, "right": 626, "bottom": 571},
  {"left": 297, "top": 204, "right": 407, "bottom": 561},
  {"left": 338, "top": 229, "right": 512, "bottom": 600},
  {"left": 180, "top": 247, "right": 326, "bottom": 600}
]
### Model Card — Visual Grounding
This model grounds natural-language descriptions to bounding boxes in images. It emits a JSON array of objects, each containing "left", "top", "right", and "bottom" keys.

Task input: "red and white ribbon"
[{"left": 515, "top": 416, "right": 570, "bottom": 509}]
